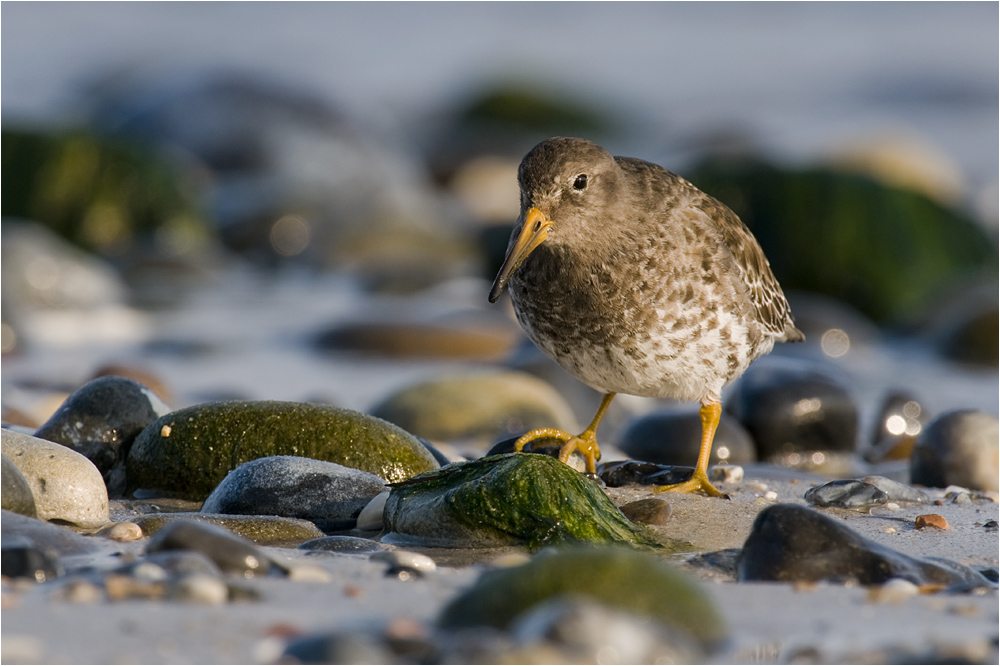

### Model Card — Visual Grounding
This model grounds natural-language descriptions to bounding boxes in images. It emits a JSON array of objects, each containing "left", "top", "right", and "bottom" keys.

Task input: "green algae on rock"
[
  {"left": 383, "top": 453, "right": 663, "bottom": 550},
  {"left": 126, "top": 401, "right": 439, "bottom": 500},
  {"left": 134, "top": 513, "right": 323, "bottom": 547},
  {"left": 438, "top": 546, "right": 727, "bottom": 649}
]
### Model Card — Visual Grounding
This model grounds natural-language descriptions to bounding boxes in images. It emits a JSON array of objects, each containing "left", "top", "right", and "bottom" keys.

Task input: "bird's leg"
[
  {"left": 655, "top": 400, "right": 725, "bottom": 497},
  {"left": 513, "top": 392, "right": 616, "bottom": 474}
]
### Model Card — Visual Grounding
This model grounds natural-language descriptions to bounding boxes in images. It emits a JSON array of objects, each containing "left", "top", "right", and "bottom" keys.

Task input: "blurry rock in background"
[{"left": 685, "top": 156, "right": 997, "bottom": 327}]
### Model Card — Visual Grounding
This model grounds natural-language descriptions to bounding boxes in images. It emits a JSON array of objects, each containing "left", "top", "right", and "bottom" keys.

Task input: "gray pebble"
[
  {"left": 804, "top": 479, "right": 888, "bottom": 509},
  {"left": 911, "top": 410, "right": 999, "bottom": 491}
]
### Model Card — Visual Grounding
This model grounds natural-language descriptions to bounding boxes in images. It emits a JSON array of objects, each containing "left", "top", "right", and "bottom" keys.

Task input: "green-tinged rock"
[
  {"left": 384, "top": 453, "right": 663, "bottom": 550},
  {"left": 687, "top": 157, "right": 997, "bottom": 325},
  {"left": 370, "top": 372, "right": 577, "bottom": 447},
  {"left": 132, "top": 513, "right": 323, "bottom": 546},
  {"left": 2, "top": 453, "right": 37, "bottom": 517},
  {"left": 438, "top": 546, "right": 727, "bottom": 649},
  {"left": 126, "top": 400, "right": 439, "bottom": 500}
]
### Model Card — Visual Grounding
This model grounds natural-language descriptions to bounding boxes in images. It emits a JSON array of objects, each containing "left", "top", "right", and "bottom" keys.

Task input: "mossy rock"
[
  {"left": 687, "top": 157, "right": 997, "bottom": 325},
  {"left": 438, "top": 545, "right": 727, "bottom": 649},
  {"left": 126, "top": 401, "right": 439, "bottom": 500},
  {"left": 384, "top": 453, "right": 666, "bottom": 550}
]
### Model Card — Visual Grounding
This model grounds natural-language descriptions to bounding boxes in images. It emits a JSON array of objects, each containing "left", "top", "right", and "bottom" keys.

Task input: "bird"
[{"left": 489, "top": 137, "right": 804, "bottom": 496}]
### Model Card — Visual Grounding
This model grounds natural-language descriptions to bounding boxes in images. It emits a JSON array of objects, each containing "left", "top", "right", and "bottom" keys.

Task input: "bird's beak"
[{"left": 489, "top": 207, "right": 552, "bottom": 303}]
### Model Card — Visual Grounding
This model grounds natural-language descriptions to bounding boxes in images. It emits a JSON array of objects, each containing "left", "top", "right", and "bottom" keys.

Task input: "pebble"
[
  {"left": 287, "top": 566, "right": 332, "bottom": 583},
  {"left": 914, "top": 514, "right": 951, "bottom": 530},
  {"left": 356, "top": 491, "right": 389, "bottom": 531},
  {"left": 867, "top": 578, "right": 920, "bottom": 604},
  {"left": 33, "top": 375, "right": 170, "bottom": 497},
  {"left": 1, "top": 536, "right": 61, "bottom": 582},
  {"left": 145, "top": 520, "right": 276, "bottom": 577},
  {"left": 201, "top": 456, "right": 388, "bottom": 531},
  {"left": 133, "top": 513, "right": 323, "bottom": 545},
  {"left": 297, "top": 536, "right": 391, "bottom": 553},
  {"left": 730, "top": 359, "right": 858, "bottom": 459},
  {"left": 862, "top": 476, "right": 932, "bottom": 504},
  {"left": 764, "top": 491, "right": 778, "bottom": 500},
  {"left": 1, "top": 453, "right": 37, "bottom": 517},
  {"left": 59, "top": 579, "right": 104, "bottom": 604},
  {"left": 370, "top": 371, "right": 577, "bottom": 451},
  {"left": 370, "top": 549, "right": 437, "bottom": 573},
  {"left": 804, "top": 479, "right": 888, "bottom": 509},
  {"left": 1, "top": 430, "right": 109, "bottom": 528},
  {"left": 95, "top": 521, "right": 143, "bottom": 542},
  {"left": 709, "top": 464, "right": 744, "bottom": 484},
  {"left": 598, "top": 460, "right": 693, "bottom": 488},
  {"left": 618, "top": 498, "right": 672, "bottom": 526},
  {"left": 126, "top": 400, "right": 439, "bottom": 499},
  {"left": 737, "top": 504, "right": 990, "bottom": 587},
  {"left": 168, "top": 573, "right": 229, "bottom": 604},
  {"left": 1, "top": 510, "right": 104, "bottom": 557},
  {"left": 616, "top": 408, "right": 756, "bottom": 466},
  {"left": 910, "top": 410, "right": 999, "bottom": 491}
]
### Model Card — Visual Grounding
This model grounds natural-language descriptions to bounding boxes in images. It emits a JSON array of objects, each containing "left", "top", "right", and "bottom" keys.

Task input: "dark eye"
[{"left": 573, "top": 174, "right": 588, "bottom": 190}]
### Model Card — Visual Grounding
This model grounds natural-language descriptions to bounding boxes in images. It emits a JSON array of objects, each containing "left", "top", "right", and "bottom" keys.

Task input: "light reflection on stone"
[
  {"left": 820, "top": 328, "right": 850, "bottom": 357},
  {"left": 269, "top": 215, "right": 311, "bottom": 257}
]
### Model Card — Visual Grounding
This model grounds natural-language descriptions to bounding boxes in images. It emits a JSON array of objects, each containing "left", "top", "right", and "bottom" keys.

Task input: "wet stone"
[
  {"left": 1, "top": 430, "right": 109, "bottom": 528},
  {"left": 133, "top": 513, "right": 323, "bottom": 546},
  {"left": 1, "top": 535, "right": 61, "bottom": 582},
  {"left": 371, "top": 371, "right": 577, "bottom": 451},
  {"left": 737, "top": 504, "right": 994, "bottom": 589},
  {"left": 297, "top": 535, "right": 392, "bottom": 553},
  {"left": 804, "top": 479, "right": 888, "bottom": 509},
  {"left": 619, "top": 498, "right": 673, "bottom": 526},
  {"left": 1, "top": 453, "right": 36, "bottom": 517},
  {"left": 598, "top": 460, "right": 694, "bottom": 488},
  {"left": 0, "top": 510, "right": 106, "bottom": 557},
  {"left": 370, "top": 549, "right": 437, "bottom": 573},
  {"left": 127, "top": 550, "right": 223, "bottom": 579},
  {"left": 126, "top": 400, "right": 439, "bottom": 500},
  {"left": 617, "top": 408, "right": 756, "bottom": 466},
  {"left": 383, "top": 453, "right": 661, "bottom": 550},
  {"left": 201, "top": 455, "right": 388, "bottom": 531},
  {"left": 144, "top": 520, "right": 278, "bottom": 577},
  {"left": 730, "top": 360, "right": 858, "bottom": 459},
  {"left": 438, "top": 546, "right": 727, "bottom": 650},
  {"left": 862, "top": 475, "right": 931, "bottom": 504},
  {"left": 34, "top": 375, "right": 171, "bottom": 497},
  {"left": 910, "top": 409, "right": 999, "bottom": 492},
  {"left": 356, "top": 491, "right": 389, "bottom": 531}
]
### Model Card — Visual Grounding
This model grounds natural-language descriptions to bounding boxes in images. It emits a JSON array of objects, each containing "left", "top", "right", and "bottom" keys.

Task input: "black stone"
[
  {"left": 617, "top": 409, "right": 756, "bottom": 466},
  {"left": 145, "top": 520, "right": 278, "bottom": 577},
  {"left": 1, "top": 536, "right": 61, "bottom": 582},
  {"left": 730, "top": 361, "right": 858, "bottom": 459},
  {"left": 598, "top": 460, "right": 694, "bottom": 487},
  {"left": 737, "top": 504, "right": 995, "bottom": 590},
  {"left": 34, "top": 376, "right": 168, "bottom": 497}
]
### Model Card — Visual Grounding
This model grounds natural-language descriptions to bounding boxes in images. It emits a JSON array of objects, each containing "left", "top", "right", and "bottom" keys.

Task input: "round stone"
[{"left": 910, "top": 410, "right": 999, "bottom": 491}]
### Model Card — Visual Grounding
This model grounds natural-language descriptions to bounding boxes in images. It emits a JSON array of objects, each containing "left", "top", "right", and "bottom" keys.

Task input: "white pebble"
[
  {"left": 356, "top": 491, "right": 389, "bottom": 530},
  {"left": 868, "top": 578, "right": 918, "bottom": 604},
  {"left": 764, "top": 491, "right": 778, "bottom": 500},
  {"left": 885, "top": 503, "right": 900, "bottom": 511},
  {"left": 169, "top": 574, "right": 228, "bottom": 605},
  {"left": 709, "top": 464, "right": 744, "bottom": 484},
  {"left": 131, "top": 562, "right": 168, "bottom": 582},
  {"left": 885, "top": 527, "right": 896, "bottom": 534},
  {"left": 746, "top": 481, "right": 769, "bottom": 492},
  {"left": 288, "top": 565, "right": 331, "bottom": 583},
  {"left": 370, "top": 549, "right": 437, "bottom": 572}
]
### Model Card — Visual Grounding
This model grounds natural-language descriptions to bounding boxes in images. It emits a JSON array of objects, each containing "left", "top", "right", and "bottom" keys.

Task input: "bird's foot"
[
  {"left": 654, "top": 469, "right": 725, "bottom": 498},
  {"left": 514, "top": 428, "right": 601, "bottom": 474}
]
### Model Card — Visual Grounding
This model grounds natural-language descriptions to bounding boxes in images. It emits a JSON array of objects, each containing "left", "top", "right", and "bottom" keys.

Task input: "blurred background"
[{"left": 1, "top": 3, "right": 997, "bottom": 455}]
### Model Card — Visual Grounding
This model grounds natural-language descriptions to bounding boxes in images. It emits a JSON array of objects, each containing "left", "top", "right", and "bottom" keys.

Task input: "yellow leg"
[
  {"left": 514, "top": 392, "right": 616, "bottom": 474},
  {"left": 655, "top": 401, "right": 724, "bottom": 497}
]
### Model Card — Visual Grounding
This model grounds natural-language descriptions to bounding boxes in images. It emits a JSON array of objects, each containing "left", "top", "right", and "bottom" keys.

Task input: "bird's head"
[{"left": 489, "top": 137, "right": 622, "bottom": 302}]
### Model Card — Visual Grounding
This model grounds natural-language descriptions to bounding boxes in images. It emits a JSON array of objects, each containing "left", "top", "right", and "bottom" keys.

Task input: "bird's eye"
[{"left": 573, "top": 174, "right": 588, "bottom": 190}]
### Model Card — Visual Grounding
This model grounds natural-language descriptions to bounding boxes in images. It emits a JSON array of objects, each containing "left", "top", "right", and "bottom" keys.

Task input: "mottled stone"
[
  {"left": 145, "top": 520, "right": 277, "bottom": 577},
  {"left": 737, "top": 504, "right": 991, "bottom": 589},
  {"left": 383, "top": 454, "right": 661, "bottom": 550},
  {"left": 438, "top": 546, "right": 727, "bottom": 649},
  {"left": 201, "top": 456, "right": 387, "bottom": 530},
  {"left": 370, "top": 371, "right": 577, "bottom": 449},
  {"left": 34, "top": 376, "right": 170, "bottom": 497},
  {"left": 1, "top": 430, "right": 109, "bottom": 528},
  {"left": 617, "top": 408, "right": 756, "bottom": 465},
  {"left": 1, "top": 453, "right": 36, "bottom": 517},
  {"left": 730, "top": 360, "right": 858, "bottom": 459},
  {"left": 127, "top": 400, "right": 439, "bottom": 500},
  {"left": 618, "top": 498, "right": 673, "bottom": 526},
  {"left": 133, "top": 513, "right": 322, "bottom": 546},
  {"left": 911, "top": 410, "right": 999, "bottom": 491},
  {"left": 804, "top": 479, "right": 888, "bottom": 509}
]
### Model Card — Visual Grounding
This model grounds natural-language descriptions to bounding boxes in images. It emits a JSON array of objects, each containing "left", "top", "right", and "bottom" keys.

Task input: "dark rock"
[
  {"left": 145, "top": 520, "right": 278, "bottom": 577},
  {"left": 371, "top": 372, "right": 576, "bottom": 449},
  {"left": 804, "top": 479, "right": 888, "bottom": 509},
  {"left": 737, "top": 504, "right": 994, "bottom": 589},
  {"left": 617, "top": 408, "right": 756, "bottom": 466},
  {"left": 685, "top": 156, "right": 997, "bottom": 325},
  {"left": 0, "top": 510, "right": 106, "bottom": 557},
  {"left": 910, "top": 409, "right": 999, "bottom": 491},
  {"left": 34, "top": 375, "right": 170, "bottom": 497},
  {"left": 383, "top": 453, "right": 662, "bottom": 550},
  {"left": 118, "top": 550, "right": 223, "bottom": 579},
  {"left": 132, "top": 513, "right": 323, "bottom": 546},
  {"left": 730, "top": 359, "right": 858, "bottom": 459},
  {"left": 487, "top": 434, "right": 596, "bottom": 473},
  {"left": 438, "top": 546, "right": 727, "bottom": 649},
  {"left": 1, "top": 453, "right": 36, "bottom": 516},
  {"left": 283, "top": 632, "right": 392, "bottom": 665},
  {"left": 1, "top": 535, "right": 61, "bottom": 582},
  {"left": 598, "top": 460, "right": 694, "bottom": 488},
  {"left": 418, "top": 438, "right": 452, "bottom": 466},
  {"left": 618, "top": 498, "right": 672, "bottom": 526},
  {"left": 201, "top": 456, "right": 387, "bottom": 531},
  {"left": 126, "top": 400, "right": 439, "bottom": 500},
  {"left": 297, "top": 536, "right": 392, "bottom": 553}
]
